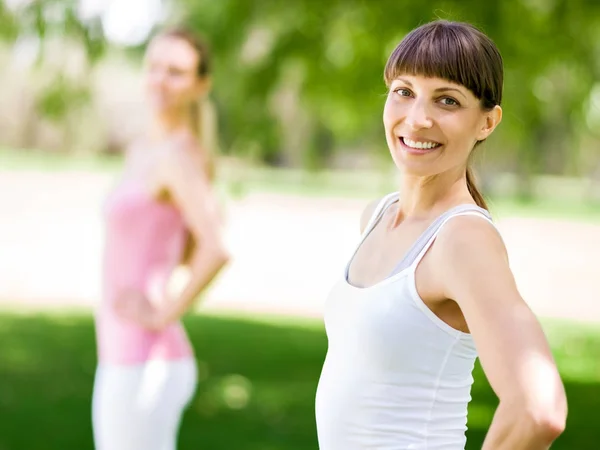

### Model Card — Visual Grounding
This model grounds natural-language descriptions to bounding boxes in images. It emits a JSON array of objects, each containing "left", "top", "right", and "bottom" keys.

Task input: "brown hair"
[
  {"left": 161, "top": 27, "right": 218, "bottom": 181},
  {"left": 158, "top": 27, "right": 219, "bottom": 263},
  {"left": 384, "top": 20, "right": 503, "bottom": 209}
]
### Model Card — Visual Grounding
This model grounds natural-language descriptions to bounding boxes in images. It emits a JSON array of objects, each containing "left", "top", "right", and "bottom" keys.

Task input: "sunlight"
[
  {"left": 220, "top": 374, "right": 252, "bottom": 410},
  {"left": 79, "top": 0, "right": 164, "bottom": 46}
]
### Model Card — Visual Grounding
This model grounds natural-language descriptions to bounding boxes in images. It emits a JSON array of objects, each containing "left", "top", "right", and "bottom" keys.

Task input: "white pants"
[{"left": 92, "top": 358, "right": 197, "bottom": 450}]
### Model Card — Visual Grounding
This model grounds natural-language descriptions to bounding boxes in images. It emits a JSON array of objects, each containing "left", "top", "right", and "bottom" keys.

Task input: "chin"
[
  {"left": 398, "top": 166, "right": 439, "bottom": 178},
  {"left": 150, "top": 102, "right": 178, "bottom": 117},
  {"left": 391, "top": 153, "right": 438, "bottom": 178},
  {"left": 147, "top": 94, "right": 171, "bottom": 108}
]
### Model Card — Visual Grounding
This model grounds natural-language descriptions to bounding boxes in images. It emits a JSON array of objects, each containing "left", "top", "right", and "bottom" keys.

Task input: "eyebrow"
[{"left": 396, "top": 77, "right": 468, "bottom": 99}]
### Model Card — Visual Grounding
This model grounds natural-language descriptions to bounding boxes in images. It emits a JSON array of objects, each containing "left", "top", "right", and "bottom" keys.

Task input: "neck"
[
  {"left": 149, "top": 106, "right": 194, "bottom": 141},
  {"left": 394, "top": 167, "right": 473, "bottom": 223}
]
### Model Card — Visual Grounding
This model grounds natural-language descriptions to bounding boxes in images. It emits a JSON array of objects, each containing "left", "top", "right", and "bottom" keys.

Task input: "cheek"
[
  {"left": 169, "top": 77, "right": 197, "bottom": 98},
  {"left": 382, "top": 98, "right": 399, "bottom": 132},
  {"left": 440, "top": 115, "right": 480, "bottom": 149},
  {"left": 144, "top": 72, "right": 163, "bottom": 90},
  {"left": 383, "top": 107, "right": 398, "bottom": 149}
]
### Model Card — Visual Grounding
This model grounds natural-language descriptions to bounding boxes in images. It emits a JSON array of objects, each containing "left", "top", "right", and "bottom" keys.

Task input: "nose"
[
  {"left": 149, "top": 68, "right": 167, "bottom": 87},
  {"left": 405, "top": 100, "right": 433, "bottom": 130}
]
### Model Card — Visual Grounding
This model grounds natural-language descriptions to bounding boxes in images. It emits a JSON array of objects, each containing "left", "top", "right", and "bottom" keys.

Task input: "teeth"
[{"left": 403, "top": 138, "right": 440, "bottom": 149}]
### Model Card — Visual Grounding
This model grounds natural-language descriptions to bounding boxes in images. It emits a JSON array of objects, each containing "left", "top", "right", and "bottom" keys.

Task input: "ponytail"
[
  {"left": 181, "top": 97, "right": 219, "bottom": 265},
  {"left": 161, "top": 27, "right": 217, "bottom": 180},
  {"left": 159, "top": 27, "right": 219, "bottom": 265},
  {"left": 189, "top": 96, "right": 218, "bottom": 181},
  {"left": 466, "top": 166, "right": 488, "bottom": 210}
]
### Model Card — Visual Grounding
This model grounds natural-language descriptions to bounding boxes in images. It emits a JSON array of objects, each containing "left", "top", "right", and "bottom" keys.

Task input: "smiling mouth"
[{"left": 399, "top": 137, "right": 442, "bottom": 153}]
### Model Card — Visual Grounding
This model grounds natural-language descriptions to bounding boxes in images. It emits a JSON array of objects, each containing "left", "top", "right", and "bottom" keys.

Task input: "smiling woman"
[
  {"left": 91, "top": 27, "right": 229, "bottom": 450},
  {"left": 382, "top": 22, "right": 503, "bottom": 210},
  {"left": 315, "top": 19, "right": 567, "bottom": 450}
]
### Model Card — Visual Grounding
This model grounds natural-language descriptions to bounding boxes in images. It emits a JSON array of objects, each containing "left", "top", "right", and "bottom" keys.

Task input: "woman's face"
[
  {"left": 383, "top": 74, "right": 501, "bottom": 177},
  {"left": 143, "top": 35, "right": 207, "bottom": 113}
]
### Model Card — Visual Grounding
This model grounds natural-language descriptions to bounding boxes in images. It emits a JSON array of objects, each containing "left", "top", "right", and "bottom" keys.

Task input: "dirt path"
[{"left": 1, "top": 170, "right": 599, "bottom": 322}]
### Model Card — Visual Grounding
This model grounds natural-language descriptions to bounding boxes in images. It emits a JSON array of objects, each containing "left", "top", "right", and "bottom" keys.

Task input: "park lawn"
[
  {"left": 2, "top": 147, "right": 599, "bottom": 224},
  {"left": 0, "top": 310, "right": 597, "bottom": 449}
]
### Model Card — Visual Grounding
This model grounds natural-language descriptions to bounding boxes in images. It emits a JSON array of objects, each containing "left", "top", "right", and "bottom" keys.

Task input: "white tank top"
[{"left": 315, "top": 193, "right": 495, "bottom": 450}]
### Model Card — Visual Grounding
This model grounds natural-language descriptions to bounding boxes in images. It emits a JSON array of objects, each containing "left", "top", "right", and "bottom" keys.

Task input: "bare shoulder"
[
  {"left": 155, "top": 134, "right": 222, "bottom": 228},
  {"left": 433, "top": 214, "right": 512, "bottom": 302},
  {"left": 159, "top": 134, "right": 204, "bottom": 179},
  {"left": 435, "top": 214, "right": 507, "bottom": 262},
  {"left": 360, "top": 197, "right": 384, "bottom": 234}
]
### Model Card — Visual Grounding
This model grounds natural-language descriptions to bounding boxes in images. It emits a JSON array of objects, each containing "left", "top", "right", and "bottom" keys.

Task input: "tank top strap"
[
  {"left": 406, "top": 204, "right": 494, "bottom": 272},
  {"left": 344, "top": 192, "right": 400, "bottom": 280},
  {"left": 362, "top": 192, "right": 400, "bottom": 237}
]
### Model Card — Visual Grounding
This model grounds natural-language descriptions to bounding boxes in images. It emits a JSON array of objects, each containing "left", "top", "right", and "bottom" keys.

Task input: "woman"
[
  {"left": 315, "top": 20, "right": 567, "bottom": 449},
  {"left": 92, "top": 28, "right": 229, "bottom": 450}
]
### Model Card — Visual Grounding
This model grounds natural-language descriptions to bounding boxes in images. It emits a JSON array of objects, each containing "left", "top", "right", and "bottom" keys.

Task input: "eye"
[
  {"left": 167, "top": 67, "right": 189, "bottom": 78},
  {"left": 393, "top": 88, "right": 412, "bottom": 97},
  {"left": 440, "top": 97, "right": 459, "bottom": 106}
]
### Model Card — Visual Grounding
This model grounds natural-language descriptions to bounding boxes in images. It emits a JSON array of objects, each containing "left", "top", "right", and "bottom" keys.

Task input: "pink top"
[{"left": 96, "top": 180, "right": 194, "bottom": 364}]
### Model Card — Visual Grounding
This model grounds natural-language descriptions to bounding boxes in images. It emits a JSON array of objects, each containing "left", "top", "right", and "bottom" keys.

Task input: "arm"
[
  {"left": 155, "top": 149, "right": 230, "bottom": 327},
  {"left": 436, "top": 217, "right": 567, "bottom": 449}
]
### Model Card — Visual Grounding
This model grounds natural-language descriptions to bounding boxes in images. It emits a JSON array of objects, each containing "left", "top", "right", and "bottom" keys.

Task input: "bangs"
[{"left": 384, "top": 21, "right": 502, "bottom": 106}]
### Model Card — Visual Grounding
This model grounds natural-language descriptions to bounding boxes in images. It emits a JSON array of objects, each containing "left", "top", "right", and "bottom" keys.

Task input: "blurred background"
[{"left": 0, "top": 0, "right": 599, "bottom": 448}]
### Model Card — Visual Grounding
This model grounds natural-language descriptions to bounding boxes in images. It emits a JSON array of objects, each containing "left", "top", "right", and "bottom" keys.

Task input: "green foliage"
[
  {"left": 0, "top": 1, "right": 19, "bottom": 41},
  {"left": 35, "top": 74, "right": 91, "bottom": 122},
  {"left": 172, "top": 0, "right": 600, "bottom": 177},
  {"left": 0, "top": 0, "right": 105, "bottom": 135},
  {"left": 2, "top": 0, "right": 600, "bottom": 185},
  {"left": 4, "top": 0, "right": 106, "bottom": 63},
  {"left": 0, "top": 311, "right": 597, "bottom": 448}
]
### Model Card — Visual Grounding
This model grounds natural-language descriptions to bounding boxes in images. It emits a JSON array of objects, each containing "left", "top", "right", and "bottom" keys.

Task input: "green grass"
[
  {"left": 0, "top": 311, "right": 597, "bottom": 449},
  {"left": 486, "top": 196, "right": 600, "bottom": 223},
  {"left": 2, "top": 147, "right": 599, "bottom": 223},
  {"left": 0, "top": 147, "right": 122, "bottom": 173}
]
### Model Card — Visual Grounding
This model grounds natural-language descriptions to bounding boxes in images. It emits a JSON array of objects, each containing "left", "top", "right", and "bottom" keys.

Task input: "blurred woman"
[
  {"left": 315, "top": 20, "right": 567, "bottom": 449},
  {"left": 92, "top": 28, "right": 229, "bottom": 450}
]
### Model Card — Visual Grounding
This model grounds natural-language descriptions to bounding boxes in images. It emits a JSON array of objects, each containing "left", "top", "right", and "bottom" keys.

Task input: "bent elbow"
[
  {"left": 536, "top": 408, "right": 566, "bottom": 440},
  {"left": 189, "top": 242, "right": 230, "bottom": 272},
  {"left": 210, "top": 245, "right": 230, "bottom": 268},
  {"left": 529, "top": 397, "right": 567, "bottom": 442},
  {"left": 216, "top": 248, "right": 230, "bottom": 268}
]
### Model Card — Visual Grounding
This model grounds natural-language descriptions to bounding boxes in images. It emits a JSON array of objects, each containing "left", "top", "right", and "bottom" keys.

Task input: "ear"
[
  {"left": 195, "top": 76, "right": 212, "bottom": 97},
  {"left": 476, "top": 105, "right": 502, "bottom": 141}
]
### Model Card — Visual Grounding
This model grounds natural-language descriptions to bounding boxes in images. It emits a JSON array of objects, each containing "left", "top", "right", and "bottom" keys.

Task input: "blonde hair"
[
  {"left": 190, "top": 96, "right": 219, "bottom": 180},
  {"left": 159, "top": 27, "right": 220, "bottom": 263},
  {"left": 161, "top": 27, "right": 219, "bottom": 180}
]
